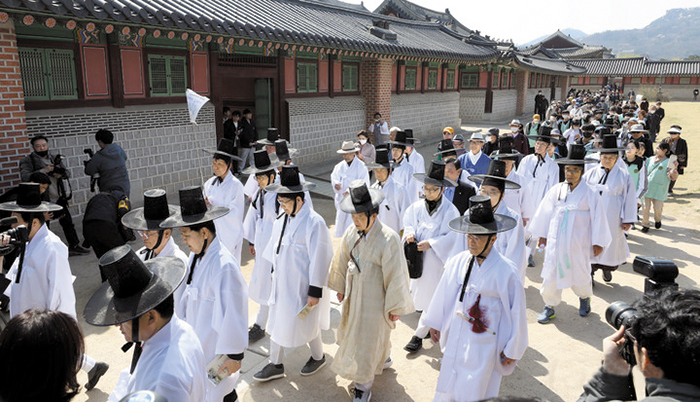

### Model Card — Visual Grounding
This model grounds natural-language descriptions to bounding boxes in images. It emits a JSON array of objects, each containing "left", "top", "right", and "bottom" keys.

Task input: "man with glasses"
[{"left": 458, "top": 133, "right": 491, "bottom": 177}]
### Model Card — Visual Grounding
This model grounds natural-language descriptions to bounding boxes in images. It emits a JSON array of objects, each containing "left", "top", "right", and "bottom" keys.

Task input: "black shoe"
[
  {"left": 69, "top": 245, "right": 90, "bottom": 256},
  {"left": 248, "top": 324, "right": 266, "bottom": 343},
  {"left": 253, "top": 363, "right": 285, "bottom": 382},
  {"left": 223, "top": 389, "right": 238, "bottom": 402},
  {"left": 300, "top": 354, "right": 326, "bottom": 376},
  {"left": 602, "top": 270, "right": 612, "bottom": 282},
  {"left": 85, "top": 362, "right": 109, "bottom": 391},
  {"left": 655, "top": 221, "right": 662, "bottom": 229},
  {"left": 641, "top": 226, "right": 650, "bottom": 233},
  {"left": 403, "top": 335, "right": 423, "bottom": 354}
]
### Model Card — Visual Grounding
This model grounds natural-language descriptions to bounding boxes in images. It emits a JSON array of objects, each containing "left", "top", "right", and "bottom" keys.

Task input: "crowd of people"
[{"left": 0, "top": 87, "right": 696, "bottom": 402}]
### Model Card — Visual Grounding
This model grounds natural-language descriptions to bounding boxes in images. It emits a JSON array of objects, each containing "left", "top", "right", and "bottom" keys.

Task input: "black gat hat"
[
  {"left": 413, "top": 161, "right": 457, "bottom": 187},
  {"left": 265, "top": 165, "right": 316, "bottom": 194},
  {"left": 448, "top": 195, "right": 517, "bottom": 235},
  {"left": 159, "top": 186, "right": 229, "bottom": 229},
  {"left": 0, "top": 182, "right": 62, "bottom": 213},
  {"left": 339, "top": 180, "right": 385, "bottom": 214},
  {"left": 121, "top": 189, "right": 178, "bottom": 231}
]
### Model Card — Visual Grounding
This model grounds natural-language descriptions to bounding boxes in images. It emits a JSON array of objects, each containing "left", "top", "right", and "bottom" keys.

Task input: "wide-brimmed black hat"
[
  {"left": 0, "top": 182, "right": 62, "bottom": 213},
  {"left": 339, "top": 180, "right": 385, "bottom": 214},
  {"left": 83, "top": 245, "right": 186, "bottom": 326},
  {"left": 489, "top": 135, "right": 520, "bottom": 160},
  {"left": 265, "top": 165, "right": 316, "bottom": 194},
  {"left": 434, "top": 139, "right": 458, "bottom": 157},
  {"left": 389, "top": 130, "right": 411, "bottom": 147},
  {"left": 592, "top": 134, "right": 626, "bottom": 154},
  {"left": 121, "top": 189, "right": 178, "bottom": 231},
  {"left": 243, "top": 150, "right": 282, "bottom": 175},
  {"left": 468, "top": 160, "right": 520, "bottom": 189},
  {"left": 275, "top": 139, "right": 300, "bottom": 161},
  {"left": 257, "top": 128, "right": 280, "bottom": 146},
  {"left": 555, "top": 144, "right": 596, "bottom": 165},
  {"left": 365, "top": 148, "right": 395, "bottom": 170},
  {"left": 404, "top": 129, "right": 421, "bottom": 145},
  {"left": 526, "top": 125, "right": 555, "bottom": 144},
  {"left": 448, "top": 195, "right": 517, "bottom": 235},
  {"left": 203, "top": 138, "right": 242, "bottom": 161},
  {"left": 159, "top": 186, "right": 229, "bottom": 229},
  {"left": 413, "top": 161, "right": 457, "bottom": 187}
]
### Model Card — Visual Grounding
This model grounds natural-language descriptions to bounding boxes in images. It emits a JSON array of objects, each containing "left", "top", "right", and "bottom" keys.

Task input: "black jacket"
[
  {"left": 239, "top": 118, "right": 258, "bottom": 148},
  {"left": 665, "top": 136, "right": 688, "bottom": 170},
  {"left": 451, "top": 180, "right": 477, "bottom": 216},
  {"left": 577, "top": 367, "right": 700, "bottom": 402}
]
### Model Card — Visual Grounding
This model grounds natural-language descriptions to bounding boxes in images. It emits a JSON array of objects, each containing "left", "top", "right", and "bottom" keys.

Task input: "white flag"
[{"left": 186, "top": 89, "right": 210, "bottom": 124}]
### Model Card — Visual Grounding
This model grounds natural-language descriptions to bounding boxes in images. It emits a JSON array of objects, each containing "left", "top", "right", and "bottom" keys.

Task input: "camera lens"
[{"left": 606, "top": 301, "right": 638, "bottom": 330}]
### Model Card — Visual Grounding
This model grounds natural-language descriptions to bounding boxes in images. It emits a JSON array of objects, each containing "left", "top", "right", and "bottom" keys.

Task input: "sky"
[{"left": 355, "top": 0, "right": 700, "bottom": 45}]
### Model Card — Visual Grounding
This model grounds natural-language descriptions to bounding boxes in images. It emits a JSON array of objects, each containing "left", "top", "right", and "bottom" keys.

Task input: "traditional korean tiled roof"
[
  {"left": 508, "top": 52, "right": 587, "bottom": 74},
  {"left": 0, "top": 0, "right": 500, "bottom": 61},
  {"left": 570, "top": 57, "right": 700, "bottom": 76},
  {"left": 554, "top": 46, "right": 611, "bottom": 59},
  {"left": 373, "top": 0, "right": 473, "bottom": 36},
  {"left": 520, "top": 30, "right": 611, "bottom": 60}
]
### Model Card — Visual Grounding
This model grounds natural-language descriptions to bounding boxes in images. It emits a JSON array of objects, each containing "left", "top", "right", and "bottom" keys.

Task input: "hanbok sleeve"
[
  {"left": 427, "top": 203, "right": 460, "bottom": 264},
  {"left": 402, "top": 203, "right": 417, "bottom": 240},
  {"left": 381, "top": 233, "right": 414, "bottom": 323},
  {"left": 214, "top": 265, "right": 249, "bottom": 355},
  {"left": 589, "top": 189, "right": 612, "bottom": 249},
  {"left": 47, "top": 244, "right": 77, "bottom": 318},
  {"left": 637, "top": 163, "right": 648, "bottom": 199},
  {"left": 620, "top": 173, "right": 638, "bottom": 224},
  {"left": 328, "top": 232, "right": 351, "bottom": 295},
  {"left": 242, "top": 203, "right": 258, "bottom": 244},
  {"left": 498, "top": 268, "right": 528, "bottom": 374},
  {"left": 306, "top": 215, "right": 333, "bottom": 293},
  {"left": 528, "top": 184, "right": 558, "bottom": 240},
  {"left": 422, "top": 254, "right": 460, "bottom": 332}
]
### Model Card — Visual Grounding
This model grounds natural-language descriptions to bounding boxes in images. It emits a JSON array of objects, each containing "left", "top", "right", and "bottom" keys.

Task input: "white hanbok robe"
[
  {"left": 331, "top": 157, "right": 370, "bottom": 237},
  {"left": 245, "top": 170, "right": 315, "bottom": 211},
  {"left": 583, "top": 165, "right": 637, "bottom": 267},
  {"left": 203, "top": 171, "right": 245, "bottom": 262},
  {"left": 503, "top": 169, "right": 526, "bottom": 219},
  {"left": 108, "top": 316, "right": 206, "bottom": 402},
  {"left": 177, "top": 237, "right": 248, "bottom": 401},
  {"left": 423, "top": 250, "right": 528, "bottom": 402},
  {"left": 137, "top": 237, "right": 189, "bottom": 306},
  {"left": 407, "top": 149, "right": 426, "bottom": 174},
  {"left": 242, "top": 188, "right": 277, "bottom": 304},
  {"left": 517, "top": 154, "right": 560, "bottom": 221},
  {"left": 4, "top": 224, "right": 76, "bottom": 318},
  {"left": 262, "top": 202, "right": 334, "bottom": 348},
  {"left": 392, "top": 158, "right": 421, "bottom": 204},
  {"left": 528, "top": 182, "right": 612, "bottom": 289},
  {"left": 371, "top": 175, "right": 410, "bottom": 235},
  {"left": 402, "top": 198, "right": 460, "bottom": 311}
]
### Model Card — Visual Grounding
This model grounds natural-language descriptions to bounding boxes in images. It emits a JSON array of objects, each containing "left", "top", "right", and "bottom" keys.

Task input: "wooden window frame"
[
  {"left": 147, "top": 54, "right": 188, "bottom": 97},
  {"left": 296, "top": 60, "right": 319, "bottom": 94},
  {"left": 492, "top": 71, "right": 500, "bottom": 89},
  {"left": 501, "top": 69, "right": 509, "bottom": 89},
  {"left": 404, "top": 67, "right": 418, "bottom": 91},
  {"left": 461, "top": 72, "right": 479, "bottom": 89},
  {"left": 445, "top": 69, "right": 455, "bottom": 90},
  {"left": 426, "top": 68, "right": 439, "bottom": 91},
  {"left": 19, "top": 46, "right": 78, "bottom": 101},
  {"left": 341, "top": 61, "right": 360, "bottom": 94}
]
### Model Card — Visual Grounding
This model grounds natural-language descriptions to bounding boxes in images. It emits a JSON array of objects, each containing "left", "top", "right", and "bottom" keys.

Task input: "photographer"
[
  {"left": 84, "top": 129, "right": 130, "bottom": 197},
  {"left": 578, "top": 288, "right": 700, "bottom": 401},
  {"left": 19, "top": 135, "right": 89, "bottom": 256}
]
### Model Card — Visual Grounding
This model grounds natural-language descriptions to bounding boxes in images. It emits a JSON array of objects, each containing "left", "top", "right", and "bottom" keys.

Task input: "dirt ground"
[{"left": 56, "top": 101, "right": 700, "bottom": 402}]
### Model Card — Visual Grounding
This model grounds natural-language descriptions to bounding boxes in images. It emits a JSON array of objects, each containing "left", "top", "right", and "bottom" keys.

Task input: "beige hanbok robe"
[{"left": 328, "top": 220, "right": 414, "bottom": 384}]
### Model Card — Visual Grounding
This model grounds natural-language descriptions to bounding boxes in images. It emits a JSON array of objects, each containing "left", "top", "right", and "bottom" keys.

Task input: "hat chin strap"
[
  {"left": 476, "top": 234, "right": 494, "bottom": 259},
  {"left": 121, "top": 319, "right": 143, "bottom": 374},
  {"left": 144, "top": 230, "right": 166, "bottom": 260}
]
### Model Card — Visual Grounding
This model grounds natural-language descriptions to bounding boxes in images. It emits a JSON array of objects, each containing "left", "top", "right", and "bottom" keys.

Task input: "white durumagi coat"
[
  {"left": 392, "top": 159, "right": 421, "bottom": 204},
  {"left": 137, "top": 236, "right": 189, "bottom": 306},
  {"left": 402, "top": 198, "right": 460, "bottom": 311},
  {"left": 423, "top": 250, "right": 528, "bottom": 402},
  {"left": 108, "top": 316, "right": 206, "bottom": 402},
  {"left": 517, "top": 154, "right": 560, "bottom": 220},
  {"left": 503, "top": 169, "right": 526, "bottom": 219},
  {"left": 177, "top": 237, "right": 248, "bottom": 401},
  {"left": 528, "top": 182, "right": 612, "bottom": 289},
  {"left": 583, "top": 164, "right": 637, "bottom": 267},
  {"left": 4, "top": 224, "right": 76, "bottom": 319},
  {"left": 203, "top": 171, "right": 245, "bottom": 262},
  {"left": 407, "top": 149, "right": 426, "bottom": 198},
  {"left": 331, "top": 156, "right": 370, "bottom": 237},
  {"left": 262, "top": 202, "right": 334, "bottom": 348},
  {"left": 242, "top": 188, "right": 277, "bottom": 304},
  {"left": 371, "top": 175, "right": 410, "bottom": 235}
]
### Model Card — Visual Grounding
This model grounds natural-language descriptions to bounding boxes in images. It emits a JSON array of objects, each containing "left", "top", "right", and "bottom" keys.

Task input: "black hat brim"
[
  {"left": 448, "top": 214, "right": 517, "bottom": 235},
  {"left": 202, "top": 148, "right": 243, "bottom": 162},
  {"left": 412, "top": 173, "right": 457, "bottom": 187},
  {"left": 159, "top": 206, "right": 229, "bottom": 229},
  {"left": 364, "top": 161, "right": 395, "bottom": 170},
  {"left": 388, "top": 140, "right": 410, "bottom": 147},
  {"left": 242, "top": 160, "right": 282, "bottom": 175},
  {"left": 83, "top": 257, "right": 186, "bottom": 326},
  {"left": 339, "top": 188, "right": 385, "bottom": 214},
  {"left": 121, "top": 205, "right": 180, "bottom": 231},
  {"left": 591, "top": 147, "right": 627, "bottom": 153},
  {"left": 468, "top": 175, "right": 521, "bottom": 189},
  {"left": 265, "top": 181, "right": 316, "bottom": 194},
  {"left": 525, "top": 135, "right": 555, "bottom": 143},
  {"left": 0, "top": 201, "right": 62, "bottom": 213},
  {"left": 433, "top": 149, "right": 459, "bottom": 157},
  {"left": 554, "top": 157, "right": 597, "bottom": 165},
  {"left": 489, "top": 151, "right": 520, "bottom": 160}
]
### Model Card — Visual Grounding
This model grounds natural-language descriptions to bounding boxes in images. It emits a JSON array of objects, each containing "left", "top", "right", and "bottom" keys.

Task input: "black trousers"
[{"left": 55, "top": 196, "right": 80, "bottom": 247}]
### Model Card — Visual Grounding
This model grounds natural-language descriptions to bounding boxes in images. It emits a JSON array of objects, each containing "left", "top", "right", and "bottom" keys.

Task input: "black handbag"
[{"left": 404, "top": 241, "right": 423, "bottom": 279}]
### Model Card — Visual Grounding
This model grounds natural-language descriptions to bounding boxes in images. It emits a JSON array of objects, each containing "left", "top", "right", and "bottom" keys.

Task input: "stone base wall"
[
  {"left": 25, "top": 103, "right": 215, "bottom": 218},
  {"left": 489, "top": 89, "right": 518, "bottom": 121},
  {"left": 460, "top": 90, "right": 486, "bottom": 122},
  {"left": 460, "top": 89, "right": 519, "bottom": 123},
  {"left": 623, "top": 85, "right": 700, "bottom": 102},
  {"left": 287, "top": 95, "right": 366, "bottom": 165},
  {"left": 391, "top": 91, "right": 460, "bottom": 139}
]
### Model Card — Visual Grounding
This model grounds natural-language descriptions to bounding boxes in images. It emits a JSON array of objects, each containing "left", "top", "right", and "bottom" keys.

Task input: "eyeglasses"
[
  {"left": 137, "top": 230, "right": 159, "bottom": 239},
  {"left": 423, "top": 186, "right": 441, "bottom": 194},
  {"left": 277, "top": 197, "right": 295, "bottom": 207},
  {"left": 479, "top": 188, "right": 501, "bottom": 198}
]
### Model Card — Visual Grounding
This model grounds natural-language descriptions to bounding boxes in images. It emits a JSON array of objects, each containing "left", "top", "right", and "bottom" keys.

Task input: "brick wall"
[
  {"left": 391, "top": 91, "right": 460, "bottom": 139},
  {"left": 515, "top": 71, "right": 528, "bottom": 115},
  {"left": 361, "top": 58, "right": 392, "bottom": 142},
  {"left": 287, "top": 95, "right": 366, "bottom": 165},
  {"left": 0, "top": 20, "right": 30, "bottom": 192},
  {"left": 24, "top": 103, "right": 215, "bottom": 217}
]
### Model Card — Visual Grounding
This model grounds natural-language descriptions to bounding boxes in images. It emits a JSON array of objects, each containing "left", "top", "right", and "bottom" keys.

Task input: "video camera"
[
  {"left": 51, "top": 154, "right": 68, "bottom": 178},
  {"left": 0, "top": 217, "right": 29, "bottom": 257},
  {"left": 83, "top": 148, "right": 100, "bottom": 193},
  {"left": 605, "top": 256, "right": 679, "bottom": 366}
]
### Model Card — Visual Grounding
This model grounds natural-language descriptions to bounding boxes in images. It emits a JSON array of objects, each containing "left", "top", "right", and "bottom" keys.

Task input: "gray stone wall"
[
  {"left": 287, "top": 96, "right": 366, "bottom": 166},
  {"left": 487, "top": 89, "right": 518, "bottom": 121},
  {"left": 391, "top": 92, "right": 461, "bottom": 140},
  {"left": 25, "top": 103, "right": 215, "bottom": 218},
  {"left": 623, "top": 85, "right": 699, "bottom": 102},
  {"left": 459, "top": 90, "right": 486, "bottom": 122}
]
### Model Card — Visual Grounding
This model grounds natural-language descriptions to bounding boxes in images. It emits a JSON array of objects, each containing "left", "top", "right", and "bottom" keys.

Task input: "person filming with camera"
[
  {"left": 578, "top": 288, "right": 700, "bottom": 401},
  {"left": 19, "top": 135, "right": 89, "bottom": 256}
]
